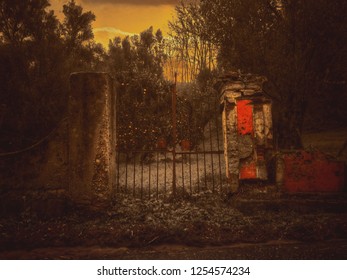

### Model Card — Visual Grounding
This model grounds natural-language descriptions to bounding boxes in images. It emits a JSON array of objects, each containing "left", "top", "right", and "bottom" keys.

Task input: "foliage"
[
  {"left": 199, "top": 0, "right": 347, "bottom": 148},
  {"left": 62, "top": 0, "right": 95, "bottom": 49},
  {"left": 176, "top": 69, "right": 220, "bottom": 148},
  {"left": 108, "top": 25, "right": 220, "bottom": 151},
  {"left": 2, "top": 191, "right": 347, "bottom": 254},
  {"left": 106, "top": 27, "right": 172, "bottom": 150},
  {"left": 62, "top": 0, "right": 104, "bottom": 71},
  {"left": 0, "top": 0, "right": 105, "bottom": 152},
  {"left": 4, "top": 0, "right": 345, "bottom": 153},
  {"left": 168, "top": 0, "right": 218, "bottom": 83}
]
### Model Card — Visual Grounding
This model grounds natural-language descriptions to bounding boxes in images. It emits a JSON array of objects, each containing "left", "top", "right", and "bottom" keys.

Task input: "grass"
[
  {"left": 1, "top": 190, "right": 346, "bottom": 252},
  {"left": 302, "top": 127, "right": 347, "bottom": 161}
]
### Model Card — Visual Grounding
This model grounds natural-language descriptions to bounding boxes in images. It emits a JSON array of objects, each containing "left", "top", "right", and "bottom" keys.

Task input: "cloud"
[
  {"left": 93, "top": 27, "right": 137, "bottom": 46},
  {"left": 82, "top": 0, "right": 178, "bottom": 6},
  {"left": 94, "top": 27, "right": 136, "bottom": 37}
]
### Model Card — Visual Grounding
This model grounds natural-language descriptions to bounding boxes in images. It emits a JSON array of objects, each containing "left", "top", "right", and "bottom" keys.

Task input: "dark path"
[{"left": 1, "top": 240, "right": 346, "bottom": 260}]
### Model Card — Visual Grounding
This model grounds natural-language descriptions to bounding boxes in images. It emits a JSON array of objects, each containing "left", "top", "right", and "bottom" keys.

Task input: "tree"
[
  {"left": 0, "top": 0, "right": 52, "bottom": 46},
  {"left": 200, "top": 0, "right": 347, "bottom": 148},
  {"left": 168, "top": 0, "right": 217, "bottom": 82},
  {"left": 0, "top": 0, "right": 67, "bottom": 150},
  {"left": 61, "top": 0, "right": 97, "bottom": 70},
  {"left": 0, "top": 0, "right": 102, "bottom": 152},
  {"left": 62, "top": 0, "right": 95, "bottom": 48},
  {"left": 106, "top": 27, "right": 171, "bottom": 150}
]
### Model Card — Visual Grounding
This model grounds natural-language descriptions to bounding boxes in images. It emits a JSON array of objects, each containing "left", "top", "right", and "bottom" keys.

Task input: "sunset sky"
[{"left": 50, "top": 0, "right": 179, "bottom": 46}]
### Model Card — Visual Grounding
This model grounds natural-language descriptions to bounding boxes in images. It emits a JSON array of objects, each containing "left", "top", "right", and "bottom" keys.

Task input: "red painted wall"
[
  {"left": 237, "top": 100, "right": 254, "bottom": 136},
  {"left": 283, "top": 151, "right": 345, "bottom": 192}
]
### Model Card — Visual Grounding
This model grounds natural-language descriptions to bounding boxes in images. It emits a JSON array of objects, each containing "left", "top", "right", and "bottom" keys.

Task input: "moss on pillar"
[{"left": 68, "top": 72, "right": 116, "bottom": 208}]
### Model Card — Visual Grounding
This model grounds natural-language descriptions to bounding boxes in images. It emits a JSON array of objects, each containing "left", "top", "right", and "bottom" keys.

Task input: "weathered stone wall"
[
  {"left": 0, "top": 120, "right": 69, "bottom": 218},
  {"left": 223, "top": 101, "right": 239, "bottom": 192},
  {"left": 0, "top": 72, "right": 117, "bottom": 217}
]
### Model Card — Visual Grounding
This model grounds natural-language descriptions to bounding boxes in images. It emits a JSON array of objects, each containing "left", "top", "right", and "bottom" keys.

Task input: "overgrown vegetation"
[
  {"left": 1, "top": 191, "right": 347, "bottom": 253},
  {"left": 0, "top": 0, "right": 104, "bottom": 152},
  {"left": 198, "top": 0, "right": 347, "bottom": 148},
  {"left": 106, "top": 27, "right": 172, "bottom": 150},
  {"left": 1, "top": 0, "right": 346, "bottom": 153}
]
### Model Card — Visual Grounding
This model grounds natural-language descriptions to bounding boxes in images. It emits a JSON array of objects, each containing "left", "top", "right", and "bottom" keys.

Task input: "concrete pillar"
[{"left": 68, "top": 72, "right": 116, "bottom": 208}]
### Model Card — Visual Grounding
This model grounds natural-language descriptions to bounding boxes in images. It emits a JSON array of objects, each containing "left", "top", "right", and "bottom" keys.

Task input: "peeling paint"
[
  {"left": 278, "top": 150, "right": 345, "bottom": 192},
  {"left": 225, "top": 102, "right": 239, "bottom": 192},
  {"left": 253, "top": 105, "right": 265, "bottom": 146},
  {"left": 263, "top": 103, "right": 273, "bottom": 146},
  {"left": 237, "top": 99, "right": 254, "bottom": 135},
  {"left": 219, "top": 72, "right": 273, "bottom": 190},
  {"left": 240, "top": 161, "right": 257, "bottom": 179}
]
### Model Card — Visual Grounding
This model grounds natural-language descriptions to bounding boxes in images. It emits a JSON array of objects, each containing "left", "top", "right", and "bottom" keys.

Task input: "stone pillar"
[
  {"left": 68, "top": 72, "right": 116, "bottom": 208},
  {"left": 223, "top": 101, "right": 240, "bottom": 193},
  {"left": 219, "top": 72, "right": 272, "bottom": 192}
]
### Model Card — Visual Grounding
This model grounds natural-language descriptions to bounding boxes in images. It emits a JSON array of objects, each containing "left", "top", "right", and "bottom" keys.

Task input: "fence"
[{"left": 115, "top": 82, "right": 227, "bottom": 199}]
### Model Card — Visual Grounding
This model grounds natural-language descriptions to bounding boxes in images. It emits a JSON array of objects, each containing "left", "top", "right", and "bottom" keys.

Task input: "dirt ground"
[
  {"left": 0, "top": 189, "right": 347, "bottom": 259},
  {"left": 2, "top": 240, "right": 347, "bottom": 260}
]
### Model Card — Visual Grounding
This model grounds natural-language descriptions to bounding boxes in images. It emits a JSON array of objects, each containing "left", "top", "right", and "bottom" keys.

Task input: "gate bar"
[{"left": 172, "top": 73, "right": 177, "bottom": 196}]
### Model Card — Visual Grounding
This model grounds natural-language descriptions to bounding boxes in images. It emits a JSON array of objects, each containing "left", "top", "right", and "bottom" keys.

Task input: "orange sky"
[{"left": 50, "top": 0, "right": 177, "bottom": 46}]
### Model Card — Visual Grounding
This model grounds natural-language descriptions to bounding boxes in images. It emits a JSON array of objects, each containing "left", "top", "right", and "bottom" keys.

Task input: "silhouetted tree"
[
  {"left": 199, "top": 0, "right": 347, "bottom": 148},
  {"left": 61, "top": 0, "right": 100, "bottom": 70},
  {"left": 168, "top": 0, "right": 217, "bottom": 82},
  {"left": 0, "top": 0, "right": 103, "bottom": 151}
]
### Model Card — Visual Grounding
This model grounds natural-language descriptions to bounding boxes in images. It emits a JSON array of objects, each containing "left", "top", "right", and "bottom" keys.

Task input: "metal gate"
[{"left": 115, "top": 80, "right": 227, "bottom": 199}]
